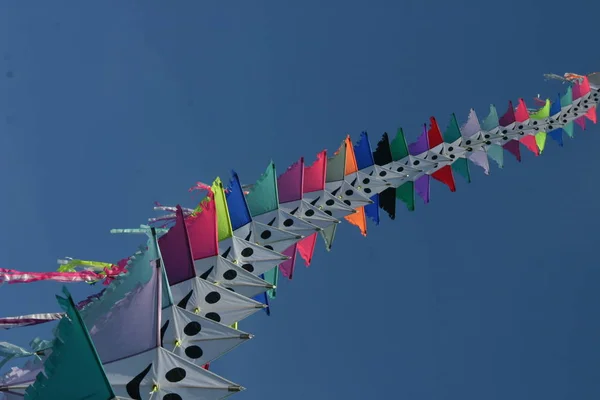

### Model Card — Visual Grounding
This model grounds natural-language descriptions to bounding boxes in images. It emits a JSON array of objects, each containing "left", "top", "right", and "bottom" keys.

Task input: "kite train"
[{"left": 0, "top": 71, "right": 598, "bottom": 400}]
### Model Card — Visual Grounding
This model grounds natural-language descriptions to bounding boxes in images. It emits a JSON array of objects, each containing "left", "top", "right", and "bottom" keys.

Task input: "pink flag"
[
  {"left": 277, "top": 158, "right": 304, "bottom": 203},
  {"left": 303, "top": 150, "right": 327, "bottom": 193},
  {"left": 278, "top": 245, "right": 298, "bottom": 279},
  {"left": 296, "top": 151, "right": 328, "bottom": 266},
  {"left": 186, "top": 192, "right": 219, "bottom": 260},
  {"left": 515, "top": 99, "right": 529, "bottom": 122}
]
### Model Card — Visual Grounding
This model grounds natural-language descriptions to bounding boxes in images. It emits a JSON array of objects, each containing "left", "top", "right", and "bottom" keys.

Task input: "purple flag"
[{"left": 409, "top": 125, "right": 430, "bottom": 204}]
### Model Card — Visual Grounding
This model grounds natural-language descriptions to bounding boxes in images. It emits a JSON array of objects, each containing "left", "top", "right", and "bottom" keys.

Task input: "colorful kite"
[{"left": 0, "top": 71, "right": 598, "bottom": 399}]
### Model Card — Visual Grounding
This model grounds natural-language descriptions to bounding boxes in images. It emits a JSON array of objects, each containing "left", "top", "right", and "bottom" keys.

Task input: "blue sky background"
[{"left": 1, "top": 1, "right": 600, "bottom": 399}]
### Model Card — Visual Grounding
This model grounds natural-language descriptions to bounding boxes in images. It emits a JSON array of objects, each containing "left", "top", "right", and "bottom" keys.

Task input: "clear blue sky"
[{"left": 1, "top": 1, "right": 600, "bottom": 399}]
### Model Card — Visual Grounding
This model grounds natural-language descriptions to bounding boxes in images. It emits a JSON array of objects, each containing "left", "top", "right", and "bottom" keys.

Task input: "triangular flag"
[
  {"left": 354, "top": 132, "right": 379, "bottom": 225},
  {"left": 373, "top": 133, "right": 396, "bottom": 219},
  {"left": 428, "top": 117, "right": 456, "bottom": 192},
  {"left": 408, "top": 125, "right": 430, "bottom": 204},
  {"left": 502, "top": 139, "right": 521, "bottom": 162},
  {"left": 343, "top": 136, "right": 367, "bottom": 236},
  {"left": 390, "top": 128, "right": 415, "bottom": 210}
]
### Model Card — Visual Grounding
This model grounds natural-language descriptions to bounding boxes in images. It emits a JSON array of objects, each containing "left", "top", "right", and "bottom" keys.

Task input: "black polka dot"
[
  {"left": 502, "top": 129, "right": 508, "bottom": 134},
  {"left": 205, "top": 292, "right": 221, "bottom": 304},
  {"left": 379, "top": 171, "right": 387, "bottom": 177},
  {"left": 362, "top": 178, "right": 370, "bottom": 184},
  {"left": 502, "top": 136, "right": 508, "bottom": 140},
  {"left": 165, "top": 367, "right": 186, "bottom": 383},
  {"left": 533, "top": 121, "right": 537, "bottom": 125},
  {"left": 223, "top": 270, "right": 237, "bottom": 280},
  {"left": 450, "top": 154, "right": 455, "bottom": 159},
  {"left": 324, "top": 210, "right": 332, "bottom": 216},
  {"left": 345, "top": 189, "right": 354, "bottom": 196},
  {"left": 260, "top": 230, "right": 272, "bottom": 239},
  {"left": 396, "top": 167, "right": 404, "bottom": 172},
  {"left": 431, "top": 155, "right": 438, "bottom": 160},
  {"left": 343, "top": 200, "right": 351, "bottom": 206},
  {"left": 548, "top": 125, "right": 553, "bottom": 130},
  {"left": 325, "top": 199, "right": 335, "bottom": 206},
  {"left": 364, "top": 188, "right": 372, "bottom": 194},
  {"left": 518, "top": 125, "right": 523, "bottom": 129},
  {"left": 264, "top": 245, "right": 274, "bottom": 250},
  {"left": 485, "top": 141, "right": 492, "bottom": 145},
  {"left": 484, "top": 134, "right": 490, "bottom": 139},
  {"left": 465, "top": 140, "right": 471, "bottom": 145},
  {"left": 183, "top": 321, "right": 201, "bottom": 336},
  {"left": 448, "top": 146, "right": 453, "bottom": 151},
  {"left": 241, "top": 247, "right": 254, "bottom": 257},
  {"left": 241, "top": 264, "right": 254, "bottom": 272},
  {"left": 185, "top": 345, "right": 203, "bottom": 359},
  {"left": 163, "top": 394, "right": 182, "bottom": 400},
  {"left": 205, "top": 312, "right": 221, "bottom": 322},
  {"left": 283, "top": 218, "right": 293, "bottom": 227},
  {"left": 413, "top": 160, "right": 420, "bottom": 166},
  {"left": 305, "top": 209, "right": 315, "bottom": 217}
]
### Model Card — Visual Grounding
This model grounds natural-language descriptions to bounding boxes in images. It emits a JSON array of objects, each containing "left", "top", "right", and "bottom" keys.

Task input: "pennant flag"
[
  {"left": 545, "top": 94, "right": 564, "bottom": 146},
  {"left": 502, "top": 139, "right": 521, "bottom": 162},
  {"left": 245, "top": 162, "right": 280, "bottom": 217},
  {"left": 408, "top": 125, "right": 430, "bottom": 204},
  {"left": 159, "top": 206, "right": 196, "bottom": 285},
  {"left": 225, "top": 172, "right": 252, "bottom": 232},
  {"left": 561, "top": 87, "right": 575, "bottom": 138},
  {"left": 481, "top": 105, "right": 504, "bottom": 168},
  {"left": 444, "top": 113, "right": 471, "bottom": 182},
  {"left": 303, "top": 150, "right": 327, "bottom": 193},
  {"left": 586, "top": 107, "right": 597, "bottom": 124},
  {"left": 186, "top": 193, "right": 219, "bottom": 261},
  {"left": 389, "top": 128, "right": 415, "bottom": 211},
  {"left": 427, "top": 117, "right": 456, "bottom": 192},
  {"left": 298, "top": 151, "right": 328, "bottom": 265},
  {"left": 277, "top": 158, "right": 305, "bottom": 279},
  {"left": 212, "top": 178, "right": 234, "bottom": 242},
  {"left": 498, "top": 101, "right": 521, "bottom": 161},
  {"left": 24, "top": 287, "right": 115, "bottom": 400},
  {"left": 460, "top": 109, "right": 489, "bottom": 174},
  {"left": 373, "top": 133, "right": 396, "bottom": 219},
  {"left": 354, "top": 132, "right": 380, "bottom": 225},
  {"left": 343, "top": 136, "right": 368, "bottom": 236},
  {"left": 277, "top": 158, "right": 304, "bottom": 204},
  {"left": 573, "top": 76, "right": 591, "bottom": 99},
  {"left": 515, "top": 99, "right": 541, "bottom": 156}
]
